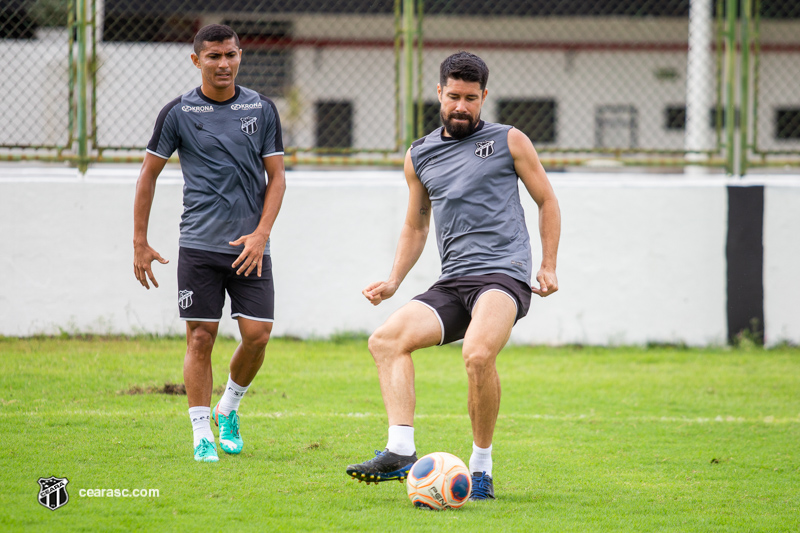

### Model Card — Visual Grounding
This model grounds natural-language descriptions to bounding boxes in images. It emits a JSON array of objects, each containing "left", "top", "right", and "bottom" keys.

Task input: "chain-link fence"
[
  {"left": 413, "top": 0, "right": 723, "bottom": 167},
  {"left": 1, "top": 0, "right": 799, "bottom": 171},
  {"left": 1, "top": 0, "right": 74, "bottom": 159},
  {"left": 750, "top": 0, "right": 800, "bottom": 168},
  {"left": 95, "top": 0, "right": 403, "bottom": 164}
]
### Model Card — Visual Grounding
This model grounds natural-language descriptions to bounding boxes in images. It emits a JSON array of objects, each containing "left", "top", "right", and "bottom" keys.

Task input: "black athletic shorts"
[
  {"left": 177, "top": 247, "right": 275, "bottom": 322},
  {"left": 412, "top": 273, "right": 532, "bottom": 345}
]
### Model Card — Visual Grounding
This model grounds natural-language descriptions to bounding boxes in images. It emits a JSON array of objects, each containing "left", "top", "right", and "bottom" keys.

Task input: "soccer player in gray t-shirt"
[
  {"left": 133, "top": 24, "right": 286, "bottom": 463},
  {"left": 346, "top": 52, "right": 561, "bottom": 500}
]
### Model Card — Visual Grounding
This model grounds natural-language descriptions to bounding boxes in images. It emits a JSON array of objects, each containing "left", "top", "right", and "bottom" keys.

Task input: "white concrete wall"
[
  {"left": 762, "top": 178, "right": 800, "bottom": 344},
  {"left": 1, "top": 167, "right": 797, "bottom": 346}
]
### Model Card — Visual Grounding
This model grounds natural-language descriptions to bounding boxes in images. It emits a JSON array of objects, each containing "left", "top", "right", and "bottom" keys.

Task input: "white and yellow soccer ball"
[{"left": 406, "top": 452, "right": 472, "bottom": 510}]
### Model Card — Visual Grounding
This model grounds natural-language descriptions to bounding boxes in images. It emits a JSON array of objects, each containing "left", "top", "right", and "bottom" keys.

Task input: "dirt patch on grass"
[
  {"left": 121, "top": 383, "right": 239, "bottom": 396},
  {"left": 123, "top": 382, "right": 187, "bottom": 395}
]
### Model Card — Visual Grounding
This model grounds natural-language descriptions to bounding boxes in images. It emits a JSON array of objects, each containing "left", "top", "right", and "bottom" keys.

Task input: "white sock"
[
  {"left": 386, "top": 425, "right": 415, "bottom": 456},
  {"left": 217, "top": 375, "right": 249, "bottom": 415},
  {"left": 469, "top": 442, "right": 493, "bottom": 476},
  {"left": 189, "top": 406, "right": 214, "bottom": 448}
]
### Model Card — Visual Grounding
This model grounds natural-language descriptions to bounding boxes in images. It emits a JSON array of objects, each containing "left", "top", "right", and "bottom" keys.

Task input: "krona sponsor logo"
[
  {"left": 231, "top": 102, "right": 263, "bottom": 111},
  {"left": 182, "top": 105, "right": 214, "bottom": 113}
]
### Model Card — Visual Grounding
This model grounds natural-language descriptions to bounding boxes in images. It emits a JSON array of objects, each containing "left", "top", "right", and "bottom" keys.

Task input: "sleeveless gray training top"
[{"left": 410, "top": 121, "right": 532, "bottom": 285}]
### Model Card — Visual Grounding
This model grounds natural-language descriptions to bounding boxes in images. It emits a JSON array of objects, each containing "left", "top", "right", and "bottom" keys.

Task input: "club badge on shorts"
[
  {"left": 475, "top": 140, "right": 495, "bottom": 159},
  {"left": 38, "top": 476, "right": 69, "bottom": 511},
  {"left": 240, "top": 116, "right": 258, "bottom": 135},
  {"left": 179, "top": 290, "right": 194, "bottom": 310}
]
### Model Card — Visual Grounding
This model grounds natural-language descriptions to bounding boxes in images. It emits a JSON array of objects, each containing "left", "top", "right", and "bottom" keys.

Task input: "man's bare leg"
[
  {"left": 346, "top": 301, "right": 441, "bottom": 482},
  {"left": 185, "top": 321, "right": 219, "bottom": 408},
  {"left": 369, "top": 301, "right": 442, "bottom": 426},
  {"left": 461, "top": 290, "right": 516, "bottom": 498},
  {"left": 185, "top": 321, "right": 220, "bottom": 461},
  {"left": 230, "top": 317, "right": 272, "bottom": 386},
  {"left": 212, "top": 317, "right": 273, "bottom": 455}
]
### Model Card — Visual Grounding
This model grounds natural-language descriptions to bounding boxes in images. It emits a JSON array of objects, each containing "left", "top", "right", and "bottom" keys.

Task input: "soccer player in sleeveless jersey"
[
  {"left": 346, "top": 52, "right": 561, "bottom": 500},
  {"left": 133, "top": 25, "right": 286, "bottom": 463}
]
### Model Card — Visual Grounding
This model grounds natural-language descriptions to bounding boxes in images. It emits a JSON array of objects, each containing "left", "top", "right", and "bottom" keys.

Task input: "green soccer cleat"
[
  {"left": 193, "top": 438, "right": 219, "bottom": 463},
  {"left": 212, "top": 402, "right": 244, "bottom": 455}
]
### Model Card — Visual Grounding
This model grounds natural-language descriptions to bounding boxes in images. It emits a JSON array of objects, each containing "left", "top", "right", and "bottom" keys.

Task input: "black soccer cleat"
[
  {"left": 346, "top": 449, "right": 417, "bottom": 484},
  {"left": 469, "top": 471, "right": 496, "bottom": 500}
]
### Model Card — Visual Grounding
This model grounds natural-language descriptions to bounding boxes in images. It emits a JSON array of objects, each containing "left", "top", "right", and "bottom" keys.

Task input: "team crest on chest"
[
  {"left": 474, "top": 140, "right": 495, "bottom": 159},
  {"left": 240, "top": 116, "right": 258, "bottom": 136}
]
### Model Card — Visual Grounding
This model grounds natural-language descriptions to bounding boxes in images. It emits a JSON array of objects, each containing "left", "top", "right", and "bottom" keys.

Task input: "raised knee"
[
  {"left": 368, "top": 329, "right": 388, "bottom": 359},
  {"left": 368, "top": 326, "right": 403, "bottom": 364}
]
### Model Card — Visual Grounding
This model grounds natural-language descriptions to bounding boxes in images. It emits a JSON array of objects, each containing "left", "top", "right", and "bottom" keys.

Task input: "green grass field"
[{"left": 1, "top": 336, "right": 798, "bottom": 532}]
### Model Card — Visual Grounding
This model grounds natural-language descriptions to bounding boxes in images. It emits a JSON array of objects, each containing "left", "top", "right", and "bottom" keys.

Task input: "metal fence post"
[
  {"left": 739, "top": 0, "right": 752, "bottom": 176},
  {"left": 724, "top": 0, "right": 737, "bottom": 175},
  {"left": 76, "top": 0, "right": 89, "bottom": 173},
  {"left": 66, "top": 2, "right": 77, "bottom": 156},
  {"left": 90, "top": 0, "right": 99, "bottom": 155},
  {"left": 402, "top": 0, "right": 417, "bottom": 150},
  {"left": 685, "top": 0, "right": 713, "bottom": 169},
  {"left": 750, "top": 0, "right": 762, "bottom": 167},
  {"left": 394, "top": 0, "right": 403, "bottom": 152},
  {"left": 415, "top": 0, "right": 424, "bottom": 141}
]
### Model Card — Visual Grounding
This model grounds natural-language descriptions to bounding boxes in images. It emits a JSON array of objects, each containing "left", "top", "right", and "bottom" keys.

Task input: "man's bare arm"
[
  {"left": 363, "top": 148, "right": 432, "bottom": 305},
  {"left": 508, "top": 127, "right": 561, "bottom": 297},
  {"left": 230, "top": 154, "right": 287, "bottom": 277},
  {"left": 133, "top": 153, "right": 169, "bottom": 289}
]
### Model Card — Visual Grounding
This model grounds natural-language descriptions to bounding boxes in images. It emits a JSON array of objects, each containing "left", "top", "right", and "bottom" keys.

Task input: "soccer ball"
[{"left": 406, "top": 452, "right": 472, "bottom": 510}]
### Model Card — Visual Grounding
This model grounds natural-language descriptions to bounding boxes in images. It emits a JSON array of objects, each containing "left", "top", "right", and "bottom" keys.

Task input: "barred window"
[
  {"left": 223, "top": 20, "right": 292, "bottom": 97},
  {"left": 0, "top": 2, "right": 36, "bottom": 39},
  {"left": 498, "top": 99, "right": 557, "bottom": 144},
  {"left": 664, "top": 106, "right": 730, "bottom": 130},
  {"left": 415, "top": 102, "right": 441, "bottom": 137},
  {"left": 316, "top": 101, "right": 353, "bottom": 149},
  {"left": 776, "top": 109, "right": 800, "bottom": 140},
  {"left": 595, "top": 105, "right": 637, "bottom": 149},
  {"left": 665, "top": 106, "right": 686, "bottom": 130}
]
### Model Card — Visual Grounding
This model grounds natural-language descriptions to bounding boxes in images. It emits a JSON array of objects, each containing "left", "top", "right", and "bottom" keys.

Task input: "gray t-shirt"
[
  {"left": 147, "top": 86, "right": 283, "bottom": 255},
  {"left": 410, "top": 121, "right": 532, "bottom": 285}
]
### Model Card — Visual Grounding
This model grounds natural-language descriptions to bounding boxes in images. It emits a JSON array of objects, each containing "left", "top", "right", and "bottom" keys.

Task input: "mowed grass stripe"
[{"left": 3, "top": 410, "right": 800, "bottom": 424}]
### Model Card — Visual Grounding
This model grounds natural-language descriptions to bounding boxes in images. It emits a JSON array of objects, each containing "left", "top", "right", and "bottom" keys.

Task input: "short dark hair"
[
  {"left": 439, "top": 51, "right": 489, "bottom": 91},
  {"left": 193, "top": 24, "right": 240, "bottom": 55}
]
